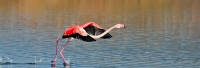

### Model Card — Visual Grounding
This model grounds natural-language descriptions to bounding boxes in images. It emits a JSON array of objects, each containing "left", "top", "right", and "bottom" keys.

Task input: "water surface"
[{"left": 0, "top": 0, "right": 200, "bottom": 68}]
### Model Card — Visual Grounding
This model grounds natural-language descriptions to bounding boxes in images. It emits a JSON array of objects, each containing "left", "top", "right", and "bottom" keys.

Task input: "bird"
[{"left": 51, "top": 22, "right": 125, "bottom": 65}]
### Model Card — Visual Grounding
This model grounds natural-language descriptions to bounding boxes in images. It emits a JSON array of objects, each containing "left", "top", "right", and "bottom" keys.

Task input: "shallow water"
[{"left": 0, "top": 0, "right": 200, "bottom": 68}]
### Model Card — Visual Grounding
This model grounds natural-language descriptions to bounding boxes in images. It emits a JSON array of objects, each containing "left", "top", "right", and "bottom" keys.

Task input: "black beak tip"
[{"left": 124, "top": 26, "right": 126, "bottom": 29}]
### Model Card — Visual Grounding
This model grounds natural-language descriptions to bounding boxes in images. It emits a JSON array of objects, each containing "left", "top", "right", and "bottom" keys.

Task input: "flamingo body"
[{"left": 62, "top": 22, "right": 112, "bottom": 42}]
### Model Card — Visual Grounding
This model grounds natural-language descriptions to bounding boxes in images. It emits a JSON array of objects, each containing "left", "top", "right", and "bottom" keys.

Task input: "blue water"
[
  {"left": 0, "top": 20, "right": 200, "bottom": 68},
  {"left": 0, "top": 0, "right": 200, "bottom": 68}
]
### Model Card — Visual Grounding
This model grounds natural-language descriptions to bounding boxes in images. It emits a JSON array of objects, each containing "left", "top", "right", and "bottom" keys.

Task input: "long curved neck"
[{"left": 90, "top": 26, "right": 115, "bottom": 39}]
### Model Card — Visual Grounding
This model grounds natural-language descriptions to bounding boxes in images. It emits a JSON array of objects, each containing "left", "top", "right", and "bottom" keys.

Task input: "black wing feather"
[
  {"left": 83, "top": 26, "right": 112, "bottom": 39},
  {"left": 62, "top": 33, "right": 96, "bottom": 42}
]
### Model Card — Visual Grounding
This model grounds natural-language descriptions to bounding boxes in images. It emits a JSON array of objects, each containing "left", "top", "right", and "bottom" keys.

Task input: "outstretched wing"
[
  {"left": 80, "top": 22, "right": 103, "bottom": 29},
  {"left": 62, "top": 26, "right": 96, "bottom": 42},
  {"left": 81, "top": 22, "right": 112, "bottom": 39},
  {"left": 84, "top": 26, "right": 112, "bottom": 39},
  {"left": 62, "top": 33, "right": 96, "bottom": 42}
]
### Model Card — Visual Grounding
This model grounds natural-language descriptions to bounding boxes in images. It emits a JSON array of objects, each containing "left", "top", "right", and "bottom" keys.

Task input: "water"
[{"left": 0, "top": 0, "right": 200, "bottom": 68}]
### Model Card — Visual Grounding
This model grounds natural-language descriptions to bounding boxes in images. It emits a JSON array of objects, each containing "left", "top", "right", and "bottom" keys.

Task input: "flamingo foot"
[
  {"left": 51, "top": 64, "right": 56, "bottom": 67},
  {"left": 51, "top": 59, "right": 56, "bottom": 63},
  {"left": 63, "top": 62, "right": 70, "bottom": 66}
]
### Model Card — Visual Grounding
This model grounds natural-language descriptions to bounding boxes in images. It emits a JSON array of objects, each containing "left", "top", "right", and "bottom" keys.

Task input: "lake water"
[{"left": 0, "top": 0, "right": 200, "bottom": 68}]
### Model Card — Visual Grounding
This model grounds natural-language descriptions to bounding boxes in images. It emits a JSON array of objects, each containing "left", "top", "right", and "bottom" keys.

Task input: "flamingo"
[{"left": 51, "top": 22, "right": 125, "bottom": 65}]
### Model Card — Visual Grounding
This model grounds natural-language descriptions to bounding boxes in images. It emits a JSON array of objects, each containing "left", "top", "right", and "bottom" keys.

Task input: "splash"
[
  {"left": 0, "top": 55, "right": 72, "bottom": 66},
  {"left": 0, "top": 55, "right": 49, "bottom": 65},
  {"left": 34, "top": 56, "right": 45, "bottom": 63},
  {"left": 67, "top": 56, "right": 71, "bottom": 64},
  {"left": 5, "top": 56, "right": 13, "bottom": 63},
  {"left": 0, "top": 55, "right": 13, "bottom": 63}
]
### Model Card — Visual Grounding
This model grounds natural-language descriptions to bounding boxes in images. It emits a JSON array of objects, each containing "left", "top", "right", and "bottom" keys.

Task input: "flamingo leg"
[
  {"left": 51, "top": 38, "right": 62, "bottom": 63},
  {"left": 60, "top": 41, "right": 70, "bottom": 64}
]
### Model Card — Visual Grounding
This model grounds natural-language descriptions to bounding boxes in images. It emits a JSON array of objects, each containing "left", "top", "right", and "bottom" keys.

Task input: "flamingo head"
[{"left": 115, "top": 24, "right": 126, "bottom": 29}]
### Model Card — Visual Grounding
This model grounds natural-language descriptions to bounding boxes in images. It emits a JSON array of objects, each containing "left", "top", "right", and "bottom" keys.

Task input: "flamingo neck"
[{"left": 90, "top": 26, "right": 115, "bottom": 39}]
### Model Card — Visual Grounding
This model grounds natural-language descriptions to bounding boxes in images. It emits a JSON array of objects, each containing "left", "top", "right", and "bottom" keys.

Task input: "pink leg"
[
  {"left": 51, "top": 38, "right": 61, "bottom": 63},
  {"left": 60, "top": 41, "right": 70, "bottom": 63}
]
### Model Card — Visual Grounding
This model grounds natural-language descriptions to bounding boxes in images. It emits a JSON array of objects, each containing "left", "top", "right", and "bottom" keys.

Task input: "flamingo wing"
[
  {"left": 62, "top": 26, "right": 96, "bottom": 42},
  {"left": 80, "top": 22, "right": 103, "bottom": 29},
  {"left": 81, "top": 22, "right": 112, "bottom": 39},
  {"left": 84, "top": 26, "right": 112, "bottom": 39}
]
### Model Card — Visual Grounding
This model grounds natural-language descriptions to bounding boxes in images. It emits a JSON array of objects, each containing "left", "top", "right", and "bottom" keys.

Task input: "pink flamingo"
[{"left": 51, "top": 22, "right": 125, "bottom": 65}]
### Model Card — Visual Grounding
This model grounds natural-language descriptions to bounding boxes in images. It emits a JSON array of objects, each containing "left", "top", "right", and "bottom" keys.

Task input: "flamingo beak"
[{"left": 124, "top": 26, "right": 126, "bottom": 29}]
